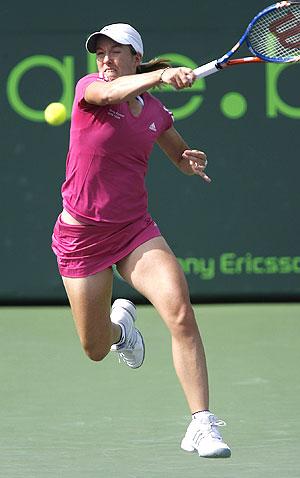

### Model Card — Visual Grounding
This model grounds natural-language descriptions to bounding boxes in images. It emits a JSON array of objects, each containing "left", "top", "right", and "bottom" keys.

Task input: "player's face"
[{"left": 95, "top": 36, "right": 141, "bottom": 81}]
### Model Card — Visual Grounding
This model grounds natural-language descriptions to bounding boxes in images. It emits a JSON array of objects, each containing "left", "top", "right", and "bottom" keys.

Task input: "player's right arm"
[{"left": 84, "top": 68, "right": 195, "bottom": 106}]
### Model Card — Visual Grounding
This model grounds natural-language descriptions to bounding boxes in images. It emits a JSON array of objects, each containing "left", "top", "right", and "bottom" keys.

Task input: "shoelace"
[
  {"left": 212, "top": 419, "right": 226, "bottom": 427},
  {"left": 193, "top": 417, "right": 227, "bottom": 445},
  {"left": 123, "top": 328, "right": 138, "bottom": 350}
]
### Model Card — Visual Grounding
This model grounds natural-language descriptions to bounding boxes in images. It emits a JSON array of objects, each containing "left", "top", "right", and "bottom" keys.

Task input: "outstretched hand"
[{"left": 182, "top": 149, "right": 211, "bottom": 183}]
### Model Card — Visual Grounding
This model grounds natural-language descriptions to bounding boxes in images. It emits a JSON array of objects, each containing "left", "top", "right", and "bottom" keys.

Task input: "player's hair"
[
  {"left": 129, "top": 46, "right": 171, "bottom": 73},
  {"left": 137, "top": 58, "right": 171, "bottom": 73}
]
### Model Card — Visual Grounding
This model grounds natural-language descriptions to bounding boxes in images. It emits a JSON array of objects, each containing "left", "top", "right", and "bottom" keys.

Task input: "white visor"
[{"left": 85, "top": 23, "right": 143, "bottom": 56}]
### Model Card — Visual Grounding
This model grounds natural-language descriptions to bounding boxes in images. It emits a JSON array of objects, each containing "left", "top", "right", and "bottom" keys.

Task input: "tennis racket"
[{"left": 193, "top": 1, "right": 300, "bottom": 79}]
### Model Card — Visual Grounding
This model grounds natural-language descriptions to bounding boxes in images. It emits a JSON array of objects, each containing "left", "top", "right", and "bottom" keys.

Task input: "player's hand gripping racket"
[{"left": 194, "top": 1, "right": 300, "bottom": 79}]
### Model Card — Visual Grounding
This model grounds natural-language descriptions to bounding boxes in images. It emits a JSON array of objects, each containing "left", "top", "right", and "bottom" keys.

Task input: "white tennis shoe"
[
  {"left": 110, "top": 299, "right": 145, "bottom": 369},
  {"left": 181, "top": 411, "right": 231, "bottom": 458}
]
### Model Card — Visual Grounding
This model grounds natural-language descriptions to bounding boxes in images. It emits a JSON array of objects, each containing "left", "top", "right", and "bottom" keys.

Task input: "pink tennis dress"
[{"left": 52, "top": 73, "right": 173, "bottom": 277}]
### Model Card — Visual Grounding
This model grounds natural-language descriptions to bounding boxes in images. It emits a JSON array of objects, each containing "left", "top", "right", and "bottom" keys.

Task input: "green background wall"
[{"left": 1, "top": 0, "right": 299, "bottom": 303}]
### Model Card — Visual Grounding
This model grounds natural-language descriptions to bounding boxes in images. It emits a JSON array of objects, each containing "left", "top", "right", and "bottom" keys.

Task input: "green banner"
[{"left": 1, "top": 0, "right": 299, "bottom": 302}]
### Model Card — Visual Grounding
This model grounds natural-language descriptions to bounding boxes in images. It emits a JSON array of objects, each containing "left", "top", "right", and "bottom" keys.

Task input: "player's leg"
[
  {"left": 116, "top": 236, "right": 209, "bottom": 412},
  {"left": 62, "top": 269, "right": 145, "bottom": 368},
  {"left": 117, "top": 236, "right": 231, "bottom": 457},
  {"left": 62, "top": 268, "right": 120, "bottom": 361}
]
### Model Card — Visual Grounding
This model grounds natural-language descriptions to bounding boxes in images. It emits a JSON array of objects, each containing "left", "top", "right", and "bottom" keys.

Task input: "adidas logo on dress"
[{"left": 149, "top": 122, "right": 157, "bottom": 132}]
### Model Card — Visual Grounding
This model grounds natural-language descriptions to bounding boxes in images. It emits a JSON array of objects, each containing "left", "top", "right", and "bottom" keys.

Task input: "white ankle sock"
[{"left": 192, "top": 410, "right": 211, "bottom": 420}]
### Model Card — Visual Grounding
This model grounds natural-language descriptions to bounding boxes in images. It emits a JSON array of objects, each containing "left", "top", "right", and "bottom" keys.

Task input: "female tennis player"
[{"left": 52, "top": 23, "right": 231, "bottom": 458}]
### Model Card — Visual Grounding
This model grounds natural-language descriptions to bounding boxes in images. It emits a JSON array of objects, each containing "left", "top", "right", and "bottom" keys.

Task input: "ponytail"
[
  {"left": 128, "top": 46, "right": 171, "bottom": 75},
  {"left": 136, "top": 58, "right": 171, "bottom": 74}
]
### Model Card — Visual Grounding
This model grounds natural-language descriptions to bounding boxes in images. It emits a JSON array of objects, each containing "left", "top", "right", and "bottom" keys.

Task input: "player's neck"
[{"left": 127, "top": 96, "right": 144, "bottom": 117}]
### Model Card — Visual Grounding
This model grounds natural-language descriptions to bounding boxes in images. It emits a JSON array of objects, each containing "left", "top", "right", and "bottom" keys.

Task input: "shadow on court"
[{"left": 0, "top": 304, "right": 299, "bottom": 478}]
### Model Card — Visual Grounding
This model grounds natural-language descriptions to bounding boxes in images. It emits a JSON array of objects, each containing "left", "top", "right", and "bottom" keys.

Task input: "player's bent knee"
[
  {"left": 173, "top": 318, "right": 198, "bottom": 339},
  {"left": 167, "top": 305, "right": 198, "bottom": 337}
]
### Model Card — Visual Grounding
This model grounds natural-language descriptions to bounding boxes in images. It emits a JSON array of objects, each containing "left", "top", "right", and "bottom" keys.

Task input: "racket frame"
[{"left": 193, "top": 1, "right": 300, "bottom": 78}]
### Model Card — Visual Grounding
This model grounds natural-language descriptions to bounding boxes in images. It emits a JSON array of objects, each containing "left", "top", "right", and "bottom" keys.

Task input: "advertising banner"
[{"left": 1, "top": 0, "right": 299, "bottom": 302}]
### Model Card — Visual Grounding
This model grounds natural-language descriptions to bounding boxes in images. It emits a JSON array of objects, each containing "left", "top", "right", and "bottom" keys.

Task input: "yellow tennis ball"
[{"left": 44, "top": 102, "right": 67, "bottom": 126}]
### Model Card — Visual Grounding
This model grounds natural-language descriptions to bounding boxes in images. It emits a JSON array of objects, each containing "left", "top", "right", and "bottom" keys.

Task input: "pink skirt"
[{"left": 52, "top": 213, "right": 161, "bottom": 278}]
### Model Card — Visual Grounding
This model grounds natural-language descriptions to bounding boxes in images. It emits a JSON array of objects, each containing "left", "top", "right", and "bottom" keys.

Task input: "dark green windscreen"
[{"left": 1, "top": 0, "right": 299, "bottom": 302}]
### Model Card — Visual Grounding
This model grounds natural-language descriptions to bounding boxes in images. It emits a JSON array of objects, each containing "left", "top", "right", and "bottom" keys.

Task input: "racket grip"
[{"left": 193, "top": 60, "right": 219, "bottom": 79}]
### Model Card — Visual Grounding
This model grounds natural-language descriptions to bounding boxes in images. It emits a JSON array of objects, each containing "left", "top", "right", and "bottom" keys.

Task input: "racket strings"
[{"left": 248, "top": 5, "right": 300, "bottom": 60}]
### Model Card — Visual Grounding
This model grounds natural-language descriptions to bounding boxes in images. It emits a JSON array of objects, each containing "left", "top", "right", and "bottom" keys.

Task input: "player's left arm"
[{"left": 156, "top": 125, "right": 211, "bottom": 183}]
